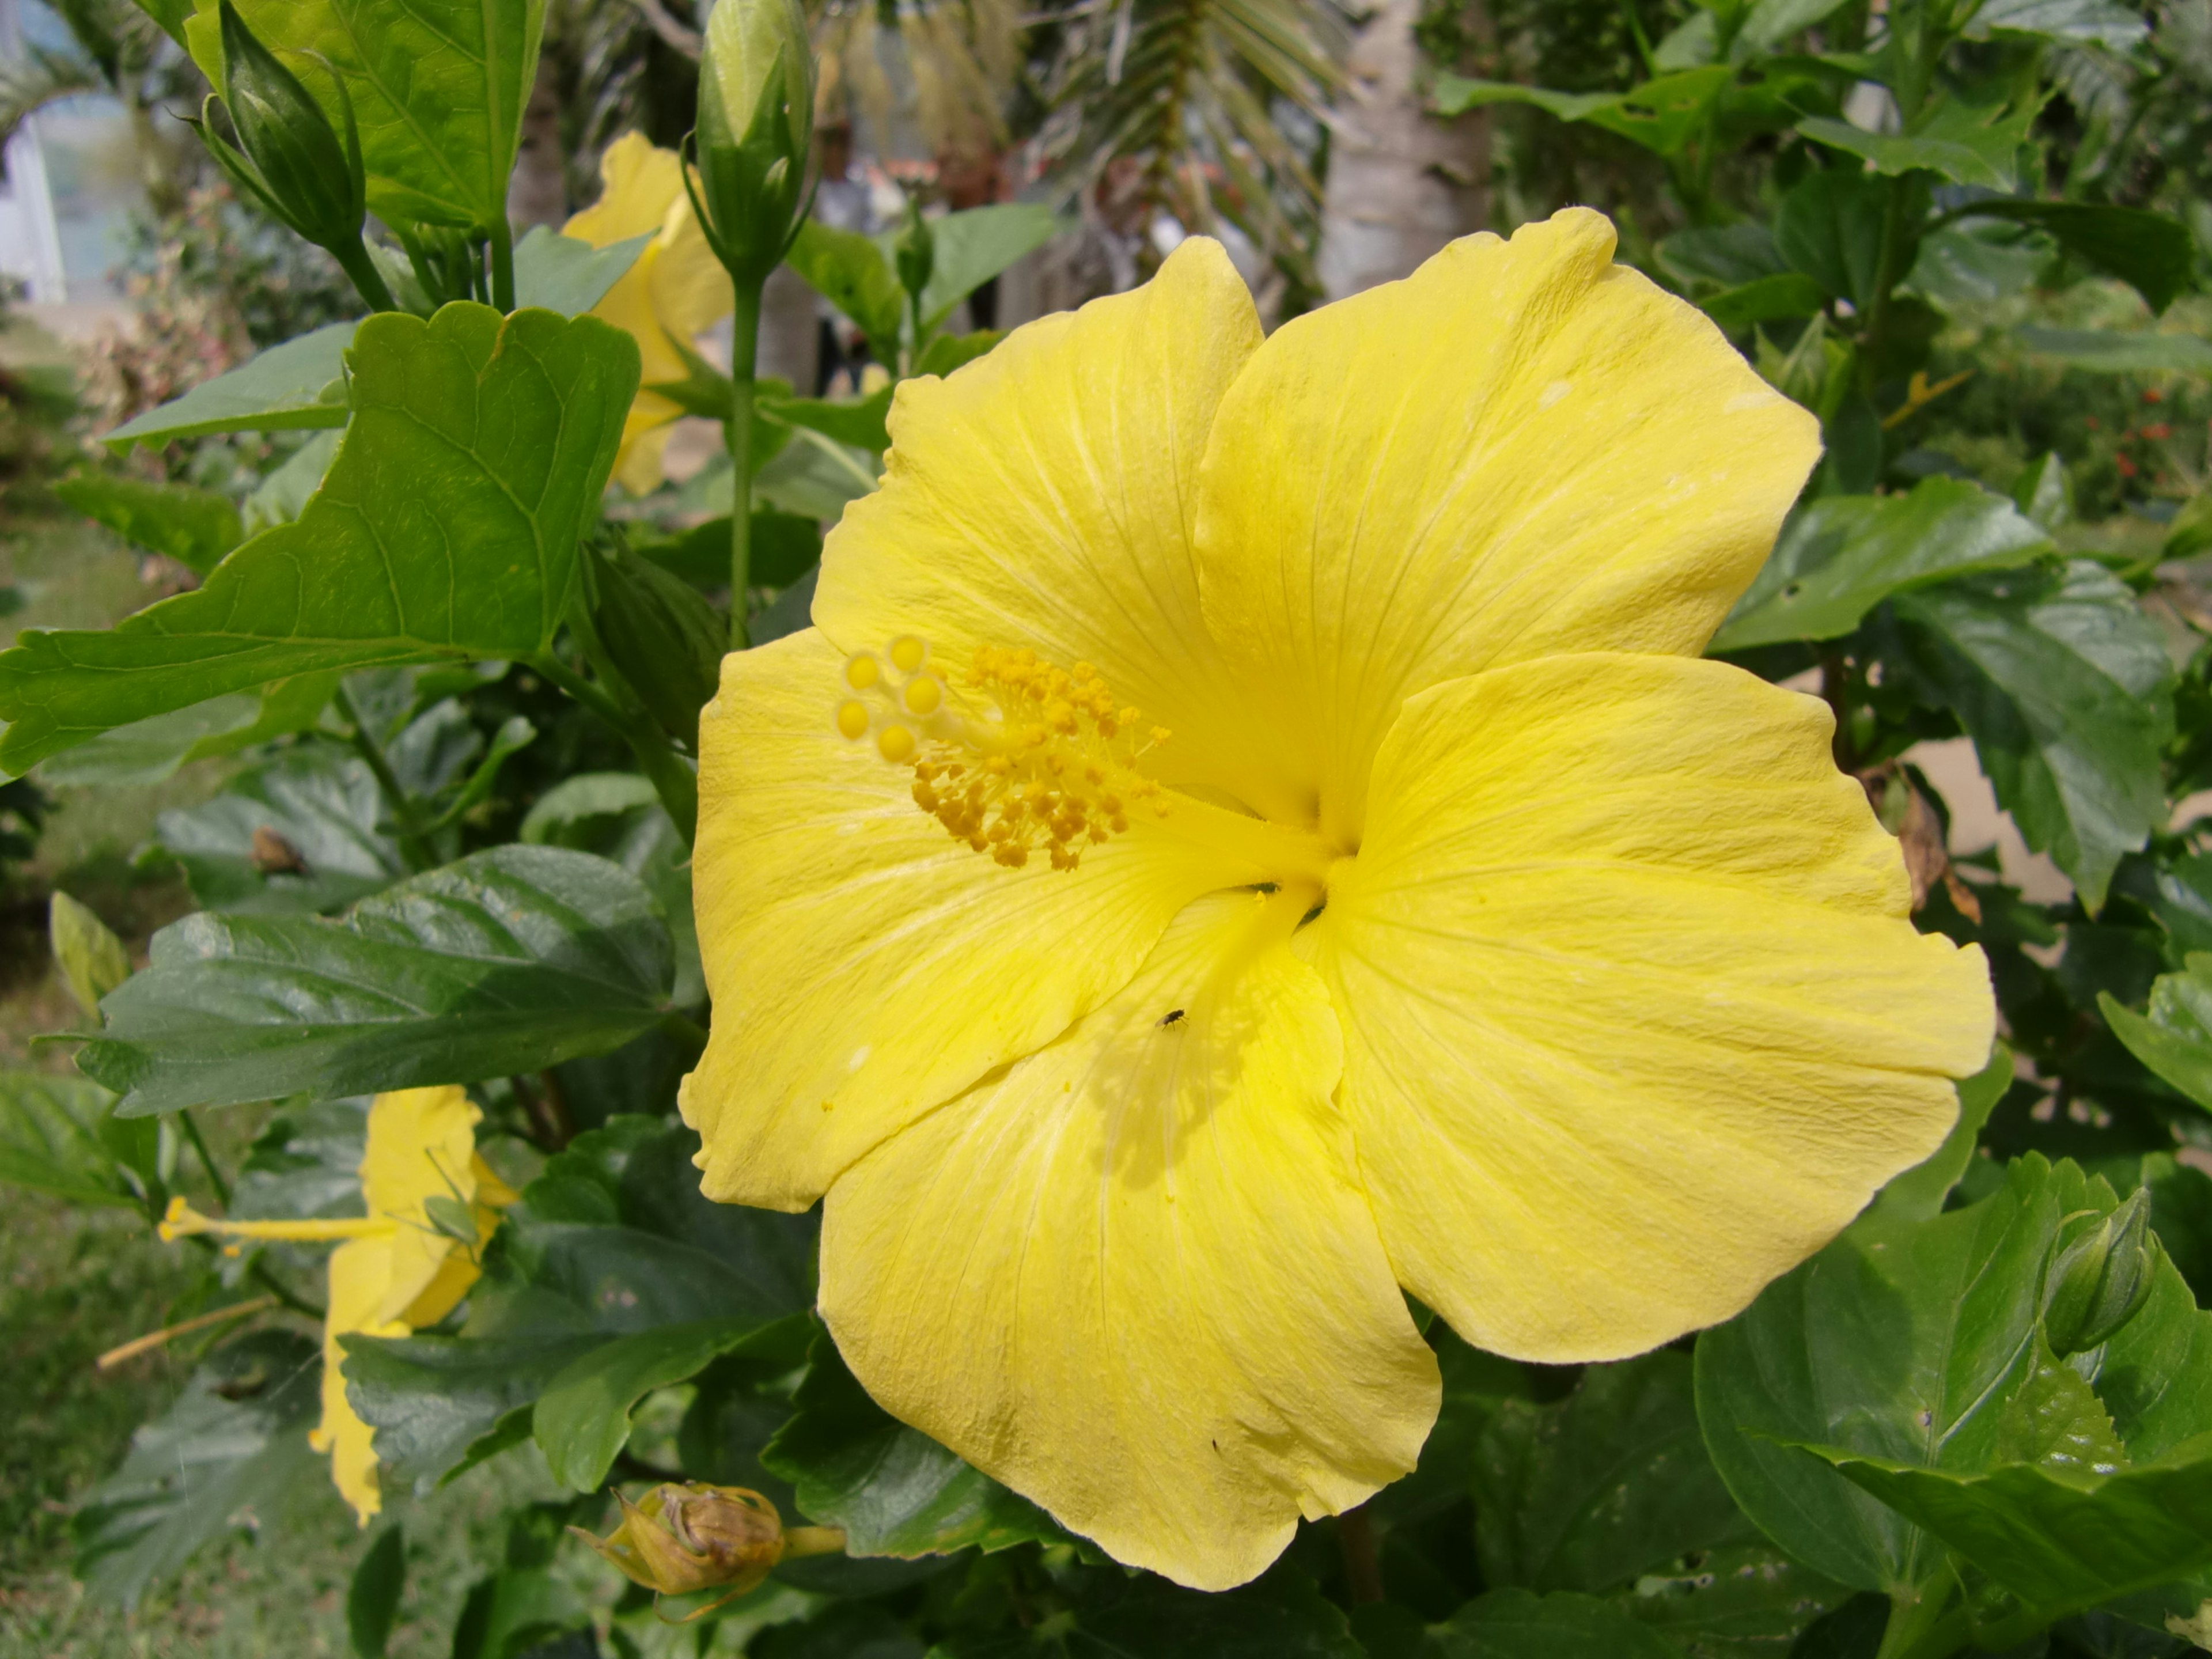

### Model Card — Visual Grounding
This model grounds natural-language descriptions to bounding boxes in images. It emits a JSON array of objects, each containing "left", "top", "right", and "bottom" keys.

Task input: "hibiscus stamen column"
[{"left": 681, "top": 0, "right": 816, "bottom": 647}]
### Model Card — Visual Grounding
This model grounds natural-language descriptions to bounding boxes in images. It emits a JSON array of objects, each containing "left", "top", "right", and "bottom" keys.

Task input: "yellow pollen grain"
[{"left": 837, "top": 700, "right": 870, "bottom": 740}]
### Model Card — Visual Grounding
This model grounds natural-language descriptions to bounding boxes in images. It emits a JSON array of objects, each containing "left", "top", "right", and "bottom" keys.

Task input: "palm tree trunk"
[{"left": 1316, "top": 0, "right": 1489, "bottom": 300}]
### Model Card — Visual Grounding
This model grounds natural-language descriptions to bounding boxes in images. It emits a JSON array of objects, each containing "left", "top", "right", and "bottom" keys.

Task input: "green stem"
[
  {"left": 177, "top": 1109, "right": 230, "bottom": 1207},
  {"left": 532, "top": 651, "right": 699, "bottom": 844},
  {"left": 334, "top": 685, "right": 437, "bottom": 869},
  {"left": 1857, "top": 175, "right": 1917, "bottom": 398},
  {"left": 1875, "top": 1586, "right": 1968, "bottom": 1659},
  {"left": 332, "top": 236, "right": 399, "bottom": 313},
  {"left": 727, "top": 278, "right": 764, "bottom": 649},
  {"left": 489, "top": 218, "right": 516, "bottom": 313},
  {"left": 249, "top": 1259, "right": 325, "bottom": 1321}
]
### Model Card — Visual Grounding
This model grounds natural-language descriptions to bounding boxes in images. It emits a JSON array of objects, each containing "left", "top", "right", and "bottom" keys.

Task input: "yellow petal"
[
  {"left": 649, "top": 192, "right": 734, "bottom": 343},
  {"left": 1312, "top": 653, "right": 1993, "bottom": 1362},
  {"left": 1195, "top": 207, "right": 1823, "bottom": 846},
  {"left": 808, "top": 237, "right": 1283, "bottom": 815},
  {"left": 820, "top": 890, "right": 1438, "bottom": 1589},
  {"left": 361, "top": 1085, "right": 483, "bottom": 1325},
  {"left": 565, "top": 131, "right": 684, "bottom": 246},
  {"left": 681, "top": 630, "right": 1281, "bottom": 1210},
  {"left": 313, "top": 1236, "right": 407, "bottom": 1525},
  {"left": 613, "top": 412, "right": 679, "bottom": 497}
]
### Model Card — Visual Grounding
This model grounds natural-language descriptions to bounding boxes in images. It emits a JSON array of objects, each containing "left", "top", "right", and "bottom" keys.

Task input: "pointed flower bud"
[
  {"left": 570, "top": 1484, "right": 843, "bottom": 1617},
  {"left": 2043, "top": 1189, "right": 2156, "bottom": 1356},
  {"left": 208, "top": 0, "right": 363, "bottom": 251},
  {"left": 688, "top": 0, "right": 815, "bottom": 287},
  {"left": 894, "top": 195, "right": 934, "bottom": 311}
]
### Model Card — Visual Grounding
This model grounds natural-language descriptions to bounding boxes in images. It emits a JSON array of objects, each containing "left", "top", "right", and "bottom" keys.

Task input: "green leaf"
[
  {"left": 534, "top": 1316, "right": 805, "bottom": 1491},
  {"left": 1890, "top": 560, "right": 2172, "bottom": 910},
  {"left": 1964, "top": 0, "right": 2147, "bottom": 48},
  {"left": 74, "top": 1331, "right": 323, "bottom": 1605},
  {"left": 763, "top": 1332, "right": 1066, "bottom": 1558},
  {"left": 1798, "top": 96, "right": 2041, "bottom": 191},
  {"left": 154, "top": 744, "right": 404, "bottom": 914},
  {"left": 50, "top": 889, "right": 131, "bottom": 1022},
  {"left": 54, "top": 472, "right": 243, "bottom": 575},
  {"left": 518, "top": 772, "right": 661, "bottom": 843},
  {"left": 1431, "top": 1589, "right": 1679, "bottom": 1658},
  {"left": 589, "top": 540, "right": 723, "bottom": 750},
  {"left": 916, "top": 205, "right": 1062, "bottom": 335},
  {"left": 637, "top": 509, "right": 820, "bottom": 590},
  {"left": 510, "top": 226, "right": 650, "bottom": 316},
  {"left": 0, "top": 1071, "right": 139, "bottom": 1207},
  {"left": 787, "top": 221, "right": 906, "bottom": 359},
  {"left": 77, "top": 845, "right": 673, "bottom": 1115},
  {"left": 31, "top": 675, "right": 340, "bottom": 789},
  {"left": 221, "top": 0, "right": 544, "bottom": 233},
  {"left": 101, "top": 320, "right": 356, "bottom": 450},
  {"left": 2015, "top": 327, "right": 2212, "bottom": 376},
  {"left": 2103, "top": 959, "right": 2212, "bottom": 1113},
  {"left": 0, "top": 306, "right": 637, "bottom": 773},
  {"left": 1957, "top": 202, "right": 2195, "bottom": 315},
  {"left": 519, "top": 781, "right": 702, "bottom": 1005},
  {"left": 342, "top": 1330, "right": 603, "bottom": 1483},
  {"left": 1660, "top": 224, "right": 1790, "bottom": 290},
  {"left": 753, "top": 428, "right": 880, "bottom": 521},
  {"left": 914, "top": 330, "right": 1004, "bottom": 378},
  {"left": 1433, "top": 67, "right": 1734, "bottom": 158},
  {"left": 1869, "top": 1043, "right": 2013, "bottom": 1225},
  {"left": 760, "top": 386, "right": 893, "bottom": 454},
  {"left": 230, "top": 1097, "right": 370, "bottom": 1222},
  {"left": 1476, "top": 1351, "right": 1757, "bottom": 1594},
  {"left": 1775, "top": 168, "right": 1899, "bottom": 311},
  {"left": 1618, "top": 1545, "right": 1849, "bottom": 1657},
  {"left": 348, "top": 1525, "right": 407, "bottom": 1659},
  {"left": 1713, "top": 480, "right": 2052, "bottom": 652},
  {"left": 1699, "top": 272, "right": 1828, "bottom": 331},
  {"left": 245, "top": 430, "right": 343, "bottom": 530}
]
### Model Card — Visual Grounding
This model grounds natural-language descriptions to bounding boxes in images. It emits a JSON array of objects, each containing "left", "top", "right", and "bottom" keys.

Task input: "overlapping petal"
[
  {"left": 809, "top": 236, "right": 1277, "bottom": 810},
  {"left": 1311, "top": 653, "right": 1994, "bottom": 1362},
  {"left": 681, "top": 631, "right": 1283, "bottom": 1211},
  {"left": 1195, "top": 208, "right": 1823, "bottom": 844},
  {"left": 820, "top": 891, "right": 1438, "bottom": 1590},
  {"left": 313, "top": 1237, "right": 407, "bottom": 1523}
]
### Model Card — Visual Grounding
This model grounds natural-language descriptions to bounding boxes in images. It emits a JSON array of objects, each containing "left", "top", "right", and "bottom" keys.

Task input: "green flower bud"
[
  {"left": 206, "top": 0, "right": 365, "bottom": 252},
  {"left": 2043, "top": 1188, "right": 2155, "bottom": 1357},
  {"left": 688, "top": 0, "right": 816, "bottom": 286},
  {"left": 592, "top": 538, "right": 726, "bottom": 752},
  {"left": 895, "top": 196, "right": 934, "bottom": 309}
]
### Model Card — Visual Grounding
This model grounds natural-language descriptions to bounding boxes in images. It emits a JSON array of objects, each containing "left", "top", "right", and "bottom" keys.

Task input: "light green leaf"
[
  {"left": 518, "top": 773, "right": 661, "bottom": 843},
  {"left": 760, "top": 385, "right": 892, "bottom": 454},
  {"left": 511, "top": 226, "right": 650, "bottom": 316},
  {"left": 1619, "top": 1546, "right": 1849, "bottom": 1657},
  {"left": 1909, "top": 222, "right": 2051, "bottom": 306},
  {"left": 1890, "top": 560, "right": 2173, "bottom": 911},
  {"left": 913, "top": 329, "right": 1003, "bottom": 378},
  {"left": 347, "top": 1524, "right": 406, "bottom": 1659},
  {"left": 2014, "top": 327, "right": 2212, "bottom": 376},
  {"left": 154, "top": 744, "right": 404, "bottom": 914},
  {"left": 1965, "top": 0, "right": 2147, "bottom": 47},
  {"left": 916, "top": 204, "right": 1062, "bottom": 335},
  {"left": 787, "top": 221, "right": 906, "bottom": 359},
  {"left": 1713, "top": 479, "right": 2052, "bottom": 652},
  {"left": 245, "top": 431, "right": 343, "bottom": 531},
  {"left": 222, "top": 0, "right": 544, "bottom": 232},
  {"left": 53, "top": 472, "right": 243, "bottom": 575},
  {"left": 32, "top": 675, "right": 339, "bottom": 790},
  {"left": 753, "top": 427, "right": 878, "bottom": 520},
  {"left": 1433, "top": 67, "right": 1734, "bottom": 158},
  {"left": 2103, "top": 959, "right": 2212, "bottom": 1113},
  {"left": 535, "top": 1317, "right": 804, "bottom": 1491},
  {"left": 1476, "top": 1351, "right": 1758, "bottom": 1594},
  {"left": 50, "top": 889, "right": 131, "bottom": 1021},
  {"left": 230, "top": 1097, "right": 370, "bottom": 1224},
  {"left": 0, "top": 305, "right": 637, "bottom": 774},
  {"left": 1431, "top": 1589, "right": 1679, "bottom": 1658},
  {"left": 0, "top": 1071, "right": 138, "bottom": 1207},
  {"left": 762, "top": 1332, "right": 1066, "bottom": 1558},
  {"left": 1799, "top": 95, "right": 2042, "bottom": 191},
  {"left": 1959, "top": 202, "right": 2195, "bottom": 315},
  {"left": 77, "top": 845, "right": 674, "bottom": 1115},
  {"left": 103, "top": 321, "right": 357, "bottom": 451},
  {"left": 74, "top": 1331, "right": 324, "bottom": 1605}
]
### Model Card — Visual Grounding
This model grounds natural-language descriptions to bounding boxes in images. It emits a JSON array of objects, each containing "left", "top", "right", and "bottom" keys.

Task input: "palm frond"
[{"left": 0, "top": 49, "right": 107, "bottom": 154}]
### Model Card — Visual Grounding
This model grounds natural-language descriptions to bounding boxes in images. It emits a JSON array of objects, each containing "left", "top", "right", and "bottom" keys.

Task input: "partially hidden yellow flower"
[
  {"left": 162, "top": 1085, "right": 516, "bottom": 1523},
  {"left": 565, "top": 132, "right": 734, "bottom": 496},
  {"left": 679, "top": 209, "right": 1997, "bottom": 1590}
]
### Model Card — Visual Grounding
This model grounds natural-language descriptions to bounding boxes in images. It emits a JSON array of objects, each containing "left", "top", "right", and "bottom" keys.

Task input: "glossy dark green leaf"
[
  {"left": 0, "top": 1071, "right": 138, "bottom": 1207},
  {"left": 1700, "top": 272, "right": 1828, "bottom": 331},
  {"left": 1476, "top": 1350, "right": 1756, "bottom": 1594},
  {"left": 636, "top": 509, "right": 820, "bottom": 590},
  {"left": 230, "top": 1096, "right": 370, "bottom": 1222},
  {"left": 0, "top": 305, "right": 637, "bottom": 774},
  {"left": 342, "top": 1330, "right": 603, "bottom": 1483},
  {"left": 589, "top": 540, "right": 722, "bottom": 751},
  {"left": 219, "top": 0, "right": 542, "bottom": 232},
  {"left": 1798, "top": 96, "right": 2040, "bottom": 191},
  {"left": 917, "top": 205, "right": 1062, "bottom": 334},
  {"left": 74, "top": 1331, "right": 323, "bottom": 1605},
  {"left": 1890, "top": 560, "right": 2173, "bottom": 910},
  {"left": 54, "top": 472, "right": 244, "bottom": 575},
  {"left": 2103, "top": 958, "right": 2212, "bottom": 1113},
  {"left": 763, "top": 1332, "right": 1065, "bottom": 1558},
  {"left": 510, "top": 226, "right": 650, "bottom": 316},
  {"left": 1956, "top": 202, "right": 2194, "bottom": 315},
  {"left": 1774, "top": 168, "right": 1899, "bottom": 311},
  {"left": 101, "top": 320, "right": 355, "bottom": 450},
  {"left": 1713, "top": 480, "right": 2050, "bottom": 652},
  {"left": 348, "top": 1524, "right": 407, "bottom": 1659},
  {"left": 1618, "top": 1545, "right": 1848, "bottom": 1657},
  {"left": 1431, "top": 1589, "right": 1677, "bottom": 1658},
  {"left": 154, "top": 744, "right": 404, "bottom": 914},
  {"left": 519, "top": 783, "right": 702, "bottom": 1005},
  {"left": 1659, "top": 224, "right": 1790, "bottom": 290},
  {"left": 535, "top": 1316, "right": 807, "bottom": 1491},
  {"left": 77, "top": 846, "right": 673, "bottom": 1115}
]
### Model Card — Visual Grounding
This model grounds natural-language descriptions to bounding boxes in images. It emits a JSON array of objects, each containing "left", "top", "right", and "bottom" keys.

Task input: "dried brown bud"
[{"left": 571, "top": 1483, "right": 786, "bottom": 1602}]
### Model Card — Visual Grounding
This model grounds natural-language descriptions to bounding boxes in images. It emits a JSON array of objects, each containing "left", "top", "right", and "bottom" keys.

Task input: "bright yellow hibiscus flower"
[
  {"left": 162, "top": 1085, "right": 516, "bottom": 1522},
  {"left": 565, "top": 132, "right": 735, "bottom": 497},
  {"left": 679, "top": 209, "right": 1996, "bottom": 1590}
]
